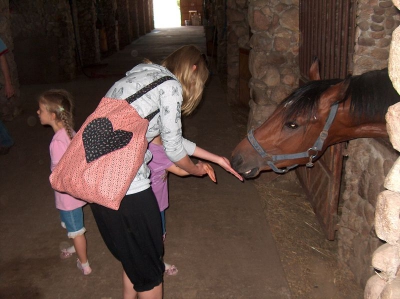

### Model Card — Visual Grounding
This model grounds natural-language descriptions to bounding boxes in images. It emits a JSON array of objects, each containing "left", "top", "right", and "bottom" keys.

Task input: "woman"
[{"left": 90, "top": 45, "right": 242, "bottom": 299}]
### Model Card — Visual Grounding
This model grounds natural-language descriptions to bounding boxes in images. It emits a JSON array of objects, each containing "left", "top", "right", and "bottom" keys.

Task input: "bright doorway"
[{"left": 153, "top": 0, "right": 181, "bottom": 28}]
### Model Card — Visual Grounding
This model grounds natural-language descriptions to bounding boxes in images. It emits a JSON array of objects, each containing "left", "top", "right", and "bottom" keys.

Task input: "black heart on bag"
[{"left": 82, "top": 118, "right": 133, "bottom": 163}]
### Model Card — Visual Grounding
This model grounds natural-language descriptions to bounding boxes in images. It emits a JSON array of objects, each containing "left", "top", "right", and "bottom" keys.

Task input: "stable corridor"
[{"left": 0, "top": 27, "right": 291, "bottom": 298}]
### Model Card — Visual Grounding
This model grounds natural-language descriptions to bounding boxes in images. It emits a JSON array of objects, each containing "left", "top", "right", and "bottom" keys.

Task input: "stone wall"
[
  {"left": 353, "top": 0, "right": 399, "bottom": 76},
  {"left": 337, "top": 0, "right": 400, "bottom": 289},
  {"left": 226, "top": 0, "right": 250, "bottom": 106},
  {"left": 77, "top": 0, "right": 100, "bottom": 66},
  {"left": 10, "top": 0, "right": 76, "bottom": 84},
  {"left": 247, "top": 0, "right": 300, "bottom": 129},
  {"left": 363, "top": 1, "right": 400, "bottom": 297},
  {"left": 215, "top": 0, "right": 228, "bottom": 76},
  {"left": 100, "top": 0, "right": 119, "bottom": 53},
  {"left": 338, "top": 138, "right": 397, "bottom": 287},
  {"left": 117, "top": 0, "right": 131, "bottom": 48},
  {"left": 363, "top": 105, "right": 400, "bottom": 298},
  {"left": 129, "top": 0, "right": 140, "bottom": 40}
]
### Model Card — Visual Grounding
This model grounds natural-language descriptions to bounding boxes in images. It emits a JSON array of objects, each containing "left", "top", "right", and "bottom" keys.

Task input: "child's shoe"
[
  {"left": 77, "top": 259, "right": 92, "bottom": 275},
  {"left": 164, "top": 263, "right": 178, "bottom": 276},
  {"left": 60, "top": 245, "right": 75, "bottom": 259}
]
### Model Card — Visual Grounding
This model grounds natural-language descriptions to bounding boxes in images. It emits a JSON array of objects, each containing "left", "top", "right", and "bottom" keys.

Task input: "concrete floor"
[{"left": 0, "top": 27, "right": 291, "bottom": 299}]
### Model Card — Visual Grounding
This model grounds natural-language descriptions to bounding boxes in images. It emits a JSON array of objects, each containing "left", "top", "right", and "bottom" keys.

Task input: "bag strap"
[{"left": 125, "top": 76, "right": 176, "bottom": 121}]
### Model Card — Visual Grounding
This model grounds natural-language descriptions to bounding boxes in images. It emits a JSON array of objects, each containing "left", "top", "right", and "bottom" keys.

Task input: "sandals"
[
  {"left": 164, "top": 263, "right": 178, "bottom": 276},
  {"left": 60, "top": 246, "right": 75, "bottom": 259},
  {"left": 77, "top": 259, "right": 92, "bottom": 275}
]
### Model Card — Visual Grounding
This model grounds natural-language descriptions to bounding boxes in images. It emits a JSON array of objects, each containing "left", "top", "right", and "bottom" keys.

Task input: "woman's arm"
[
  {"left": 192, "top": 146, "right": 243, "bottom": 181},
  {"left": 157, "top": 81, "right": 232, "bottom": 181}
]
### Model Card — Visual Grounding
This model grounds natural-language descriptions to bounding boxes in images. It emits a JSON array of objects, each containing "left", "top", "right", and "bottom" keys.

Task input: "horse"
[{"left": 230, "top": 60, "right": 400, "bottom": 179}]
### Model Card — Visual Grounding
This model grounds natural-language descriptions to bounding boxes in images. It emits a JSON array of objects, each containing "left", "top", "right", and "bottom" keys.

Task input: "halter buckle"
[
  {"left": 307, "top": 147, "right": 318, "bottom": 158},
  {"left": 306, "top": 156, "right": 314, "bottom": 167},
  {"left": 306, "top": 148, "right": 318, "bottom": 168}
]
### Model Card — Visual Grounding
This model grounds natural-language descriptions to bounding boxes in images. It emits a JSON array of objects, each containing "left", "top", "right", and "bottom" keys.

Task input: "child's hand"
[{"left": 197, "top": 161, "right": 216, "bottom": 182}]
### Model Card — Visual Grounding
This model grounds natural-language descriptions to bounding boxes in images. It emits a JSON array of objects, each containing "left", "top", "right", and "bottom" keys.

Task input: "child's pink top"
[
  {"left": 50, "top": 128, "right": 86, "bottom": 211},
  {"left": 148, "top": 143, "right": 174, "bottom": 212}
]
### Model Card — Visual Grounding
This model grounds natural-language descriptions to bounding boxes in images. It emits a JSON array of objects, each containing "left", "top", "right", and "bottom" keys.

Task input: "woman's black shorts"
[{"left": 90, "top": 188, "right": 164, "bottom": 292}]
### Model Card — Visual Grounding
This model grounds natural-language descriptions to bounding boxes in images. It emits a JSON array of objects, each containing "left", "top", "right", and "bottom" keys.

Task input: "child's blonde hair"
[
  {"left": 161, "top": 45, "right": 209, "bottom": 115},
  {"left": 39, "top": 89, "right": 75, "bottom": 139}
]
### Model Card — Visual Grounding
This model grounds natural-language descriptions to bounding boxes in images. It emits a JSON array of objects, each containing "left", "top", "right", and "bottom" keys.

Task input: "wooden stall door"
[
  {"left": 297, "top": 0, "right": 356, "bottom": 240},
  {"left": 295, "top": 144, "right": 344, "bottom": 240}
]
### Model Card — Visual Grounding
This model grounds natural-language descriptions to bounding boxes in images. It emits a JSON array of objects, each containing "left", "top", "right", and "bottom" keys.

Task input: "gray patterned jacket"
[{"left": 105, "top": 63, "right": 196, "bottom": 195}]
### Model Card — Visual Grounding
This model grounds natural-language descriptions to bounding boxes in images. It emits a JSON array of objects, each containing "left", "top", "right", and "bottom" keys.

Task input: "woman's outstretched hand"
[
  {"left": 217, "top": 156, "right": 243, "bottom": 181},
  {"left": 196, "top": 161, "right": 216, "bottom": 182}
]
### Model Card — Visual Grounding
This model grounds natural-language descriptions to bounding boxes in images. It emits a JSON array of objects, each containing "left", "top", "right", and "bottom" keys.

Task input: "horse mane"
[
  {"left": 281, "top": 79, "right": 342, "bottom": 121},
  {"left": 345, "top": 68, "right": 400, "bottom": 122},
  {"left": 281, "top": 68, "right": 400, "bottom": 124}
]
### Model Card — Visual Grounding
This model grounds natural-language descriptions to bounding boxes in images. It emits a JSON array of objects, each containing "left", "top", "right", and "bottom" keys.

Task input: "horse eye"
[{"left": 285, "top": 122, "right": 299, "bottom": 129}]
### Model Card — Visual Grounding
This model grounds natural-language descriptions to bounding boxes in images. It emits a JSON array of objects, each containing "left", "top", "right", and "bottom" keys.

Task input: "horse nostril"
[{"left": 230, "top": 154, "right": 243, "bottom": 170}]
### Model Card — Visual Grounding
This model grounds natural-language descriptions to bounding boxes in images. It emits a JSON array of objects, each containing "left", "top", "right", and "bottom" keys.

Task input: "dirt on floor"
[{"left": 230, "top": 105, "right": 365, "bottom": 299}]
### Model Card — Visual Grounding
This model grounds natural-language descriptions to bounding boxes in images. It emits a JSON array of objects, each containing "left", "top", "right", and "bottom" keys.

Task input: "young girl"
[
  {"left": 37, "top": 89, "right": 92, "bottom": 275},
  {"left": 148, "top": 135, "right": 215, "bottom": 276}
]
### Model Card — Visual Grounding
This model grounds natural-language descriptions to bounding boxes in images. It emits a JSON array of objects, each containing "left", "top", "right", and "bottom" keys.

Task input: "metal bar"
[
  {"left": 321, "top": 0, "right": 327, "bottom": 78},
  {"left": 341, "top": 0, "right": 351, "bottom": 78},
  {"left": 299, "top": 0, "right": 305, "bottom": 77},
  {"left": 315, "top": 0, "right": 321, "bottom": 76},
  {"left": 307, "top": 0, "right": 314, "bottom": 78},
  {"left": 312, "top": 0, "right": 317, "bottom": 74},
  {"left": 336, "top": 0, "right": 344, "bottom": 77},
  {"left": 304, "top": 0, "right": 313, "bottom": 78},
  {"left": 323, "top": 0, "right": 335, "bottom": 79},
  {"left": 306, "top": 0, "right": 312, "bottom": 76}
]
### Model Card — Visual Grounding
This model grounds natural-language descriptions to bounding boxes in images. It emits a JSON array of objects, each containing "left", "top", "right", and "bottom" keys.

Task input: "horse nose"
[{"left": 230, "top": 154, "right": 243, "bottom": 171}]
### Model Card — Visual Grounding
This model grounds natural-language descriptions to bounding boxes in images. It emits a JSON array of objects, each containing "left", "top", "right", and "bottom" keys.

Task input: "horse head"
[{"left": 231, "top": 59, "right": 395, "bottom": 179}]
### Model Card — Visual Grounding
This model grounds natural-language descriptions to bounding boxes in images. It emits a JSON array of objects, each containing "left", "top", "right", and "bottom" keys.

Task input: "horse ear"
[
  {"left": 321, "top": 77, "right": 351, "bottom": 106},
  {"left": 309, "top": 57, "right": 321, "bottom": 81}
]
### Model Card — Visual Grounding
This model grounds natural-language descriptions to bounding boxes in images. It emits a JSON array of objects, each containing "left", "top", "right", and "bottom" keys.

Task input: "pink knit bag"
[{"left": 50, "top": 76, "right": 174, "bottom": 210}]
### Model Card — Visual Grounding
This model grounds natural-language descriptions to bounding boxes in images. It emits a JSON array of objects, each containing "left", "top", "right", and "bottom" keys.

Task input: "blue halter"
[{"left": 247, "top": 103, "right": 339, "bottom": 174}]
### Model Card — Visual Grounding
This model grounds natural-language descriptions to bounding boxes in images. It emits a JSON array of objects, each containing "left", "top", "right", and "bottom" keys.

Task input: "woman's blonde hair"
[
  {"left": 39, "top": 89, "right": 75, "bottom": 140},
  {"left": 161, "top": 45, "right": 209, "bottom": 115}
]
